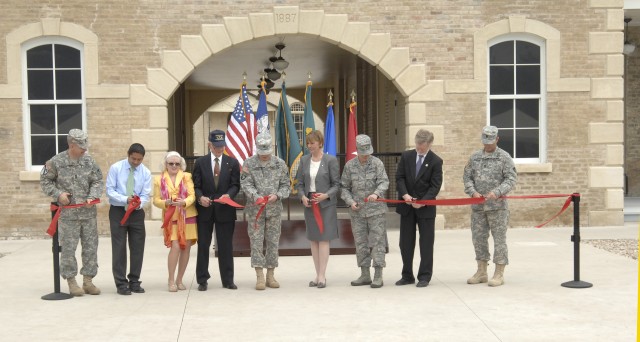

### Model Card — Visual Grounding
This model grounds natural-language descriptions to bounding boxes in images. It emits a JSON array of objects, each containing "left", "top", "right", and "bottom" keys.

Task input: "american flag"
[{"left": 225, "top": 83, "right": 256, "bottom": 165}]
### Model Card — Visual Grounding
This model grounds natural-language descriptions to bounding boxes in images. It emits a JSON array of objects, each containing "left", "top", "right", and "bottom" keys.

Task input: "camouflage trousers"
[
  {"left": 471, "top": 209, "right": 509, "bottom": 265},
  {"left": 248, "top": 214, "right": 281, "bottom": 268},
  {"left": 58, "top": 218, "right": 99, "bottom": 279},
  {"left": 351, "top": 213, "right": 387, "bottom": 268}
]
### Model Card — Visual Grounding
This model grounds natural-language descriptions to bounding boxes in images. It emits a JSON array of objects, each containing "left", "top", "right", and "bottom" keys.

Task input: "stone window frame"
[
  {"left": 4, "top": 19, "right": 129, "bottom": 181},
  {"left": 468, "top": 16, "right": 572, "bottom": 173},
  {"left": 487, "top": 33, "right": 547, "bottom": 164},
  {"left": 22, "top": 37, "right": 86, "bottom": 171}
]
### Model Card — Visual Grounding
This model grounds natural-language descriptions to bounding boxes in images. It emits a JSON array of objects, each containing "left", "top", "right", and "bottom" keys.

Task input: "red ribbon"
[
  {"left": 253, "top": 196, "right": 270, "bottom": 230},
  {"left": 47, "top": 199, "right": 101, "bottom": 236},
  {"left": 311, "top": 193, "right": 324, "bottom": 234},
  {"left": 119, "top": 195, "right": 141, "bottom": 225},
  {"left": 161, "top": 204, "right": 188, "bottom": 249},
  {"left": 367, "top": 194, "right": 578, "bottom": 228},
  {"left": 214, "top": 197, "right": 245, "bottom": 208},
  {"left": 161, "top": 206, "right": 176, "bottom": 248}
]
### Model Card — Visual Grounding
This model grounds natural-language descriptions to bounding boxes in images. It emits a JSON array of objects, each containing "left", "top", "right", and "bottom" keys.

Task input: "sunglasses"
[{"left": 167, "top": 162, "right": 181, "bottom": 167}]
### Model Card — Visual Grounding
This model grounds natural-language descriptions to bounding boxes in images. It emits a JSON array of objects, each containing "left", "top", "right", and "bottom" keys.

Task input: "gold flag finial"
[
  {"left": 328, "top": 89, "right": 334, "bottom": 104},
  {"left": 350, "top": 89, "right": 356, "bottom": 102}
]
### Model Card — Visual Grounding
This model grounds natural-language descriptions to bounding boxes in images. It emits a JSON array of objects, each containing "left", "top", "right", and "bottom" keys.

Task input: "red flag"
[
  {"left": 346, "top": 101, "right": 358, "bottom": 162},
  {"left": 225, "top": 82, "right": 257, "bottom": 165}
]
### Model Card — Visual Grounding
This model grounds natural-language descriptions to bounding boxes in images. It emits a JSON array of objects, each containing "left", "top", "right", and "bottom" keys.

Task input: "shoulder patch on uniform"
[{"left": 41, "top": 161, "right": 52, "bottom": 175}]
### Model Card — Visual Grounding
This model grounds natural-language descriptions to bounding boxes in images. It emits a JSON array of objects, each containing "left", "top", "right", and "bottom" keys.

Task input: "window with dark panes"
[
  {"left": 25, "top": 43, "right": 83, "bottom": 167},
  {"left": 489, "top": 39, "right": 543, "bottom": 162}
]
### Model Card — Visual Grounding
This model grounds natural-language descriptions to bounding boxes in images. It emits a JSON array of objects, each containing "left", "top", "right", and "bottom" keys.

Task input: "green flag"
[
  {"left": 275, "top": 82, "right": 302, "bottom": 192},
  {"left": 302, "top": 80, "right": 315, "bottom": 155}
]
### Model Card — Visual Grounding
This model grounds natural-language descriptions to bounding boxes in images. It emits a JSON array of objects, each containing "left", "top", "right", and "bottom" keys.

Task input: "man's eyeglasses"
[{"left": 167, "top": 162, "right": 180, "bottom": 167}]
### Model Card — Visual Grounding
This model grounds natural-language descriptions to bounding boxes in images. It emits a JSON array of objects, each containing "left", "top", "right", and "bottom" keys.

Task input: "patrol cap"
[
  {"left": 208, "top": 129, "right": 226, "bottom": 147},
  {"left": 481, "top": 126, "right": 499, "bottom": 144},
  {"left": 256, "top": 132, "right": 273, "bottom": 156},
  {"left": 355, "top": 134, "right": 374, "bottom": 155},
  {"left": 68, "top": 129, "right": 88, "bottom": 150}
]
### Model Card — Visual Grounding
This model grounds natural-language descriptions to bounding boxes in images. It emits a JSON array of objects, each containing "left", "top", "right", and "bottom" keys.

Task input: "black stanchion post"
[
  {"left": 561, "top": 193, "right": 593, "bottom": 289},
  {"left": 42, "top": 202, "right": 73, "bottom": 300}
]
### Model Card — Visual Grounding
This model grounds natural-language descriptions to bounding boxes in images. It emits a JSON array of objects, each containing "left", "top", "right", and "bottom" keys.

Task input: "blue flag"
[
  {"left": 275, "top": 82, "right": 302, "bottom": 191},
  {"left": 323, "top": 102, "right": 337, "bottom": 156},
  {"left": 256, "top": 86, "right": 269, "bottom": 135},
  {"left": 302, "top": 80, "right": 315, "bottom": 155}
]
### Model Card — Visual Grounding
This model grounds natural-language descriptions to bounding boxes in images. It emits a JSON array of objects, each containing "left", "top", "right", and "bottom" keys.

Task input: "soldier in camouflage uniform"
[
  {"left": 341, "top": 134, "right": 389, "bottom": 288},
  {"left": 240, "top": 132, "right": 290, "bottom": 290},
  {"left": 463, "top": 126, "right": 517, "bottom": 287},
  {"left": 40, "top": 129, "right": 104, "bottom": 296}
]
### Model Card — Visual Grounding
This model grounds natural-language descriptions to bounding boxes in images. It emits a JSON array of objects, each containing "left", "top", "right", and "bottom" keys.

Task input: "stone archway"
[{"left": 129, "top": 5, "right": 444, "bottom": 171}]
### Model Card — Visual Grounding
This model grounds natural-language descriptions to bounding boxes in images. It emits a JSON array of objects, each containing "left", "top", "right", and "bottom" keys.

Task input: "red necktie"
[{"left": 214, "top": 158, "right": 220, "bottom": 186}]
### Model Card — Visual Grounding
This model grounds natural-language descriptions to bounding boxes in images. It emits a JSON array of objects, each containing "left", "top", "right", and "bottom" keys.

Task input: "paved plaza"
[{"left": 0, "top": 222, "right": 637, "bottom": 341}]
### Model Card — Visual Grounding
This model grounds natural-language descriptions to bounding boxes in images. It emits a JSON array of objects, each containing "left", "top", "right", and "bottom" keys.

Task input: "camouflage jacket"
[
  {"left": 240, "top": 155, "right": 290, "bottom": 217},
  {"left": 40, "top": 151, "right": 104, "bottom": 220},
  {"left": 463, "top": 147, "right": 517, "bottom": 211},
  {"left": 340, "top": 156, "right": 389, "bottom": 218}
]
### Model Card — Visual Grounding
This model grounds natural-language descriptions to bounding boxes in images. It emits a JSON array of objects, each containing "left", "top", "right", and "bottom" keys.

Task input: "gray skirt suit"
[{"left": 295, "top": 153, "right": 340, "bottom": 241}]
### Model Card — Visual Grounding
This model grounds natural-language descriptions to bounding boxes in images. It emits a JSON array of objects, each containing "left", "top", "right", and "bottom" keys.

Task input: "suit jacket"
[
  {"left": 294, "top": 153, "right": 340, "bottom": 209},
  {"left": 395, "top": 149, "right": 443, "bottom": 218},
  {"left": 192, "top": 153, "right": 240, "bottom": 222}
]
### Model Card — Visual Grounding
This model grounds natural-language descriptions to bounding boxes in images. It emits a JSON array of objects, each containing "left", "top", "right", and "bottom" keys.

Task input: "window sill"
[
  {"left": 19, "top": 171, "right": 41, "bottom": 181},
  {"left": 516, "top": 163, "right": 552, "bottom": 173}
]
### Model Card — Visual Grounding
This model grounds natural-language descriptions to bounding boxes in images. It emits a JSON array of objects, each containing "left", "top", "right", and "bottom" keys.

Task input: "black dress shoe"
[
  {"left": 416, "top": 280, "right": 430, "bottom": 288},
  {"left": 225, "top": 283, "right": 238, "bottom": 290},
  {"left": 198, "top": 283, "right": 208, "bottom": 291},
  {"left": 130, "top": 285, "right": 145, "bottom": 293},
  {"left": 395, "top": 278, "right": 415, "bottom": 286},
  {"left": 117, "top": 287, "right": 132, "bottom": 295}
]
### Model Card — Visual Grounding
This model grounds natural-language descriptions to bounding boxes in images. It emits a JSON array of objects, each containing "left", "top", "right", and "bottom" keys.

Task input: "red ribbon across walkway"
[
  {"left": 47, "top": 199, "right": 101, "bottom": 236},
  {"left": 253, "top": 196, "right": 270, "bottom": 230},
  {"left": 367, "top": 194, "right": 578, "bottom": 228},
  {"left": 119, "top": 195, "right": 141, "bottom": 225},
  {"left": 311, "top": 193, "right": 325, "bottom": 234}
]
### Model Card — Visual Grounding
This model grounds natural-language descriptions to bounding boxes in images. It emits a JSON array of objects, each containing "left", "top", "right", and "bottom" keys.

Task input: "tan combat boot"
[
  {"left": 350, "top": 267, "right": 372, "bottom": 286},
  {"left": 467, "top": 260, "right": 489, "bottom": 284},
  {"left": 255, "top": 267, "right": 266, "bottom": 290},
  {"left": 82, "top": 275, "right": 101, "bottom": 295},
  {"left": 488, "top": 264, "right": 506, "bottom": 287},
  {"left": 370, "top": 267, "right": 383, "bottom": 288},
  {"left": 67, "top": 277, "right": 84, "bottom": 297},
  {"left": 266, "top": 268, "right": 280, "bottom": 288}
]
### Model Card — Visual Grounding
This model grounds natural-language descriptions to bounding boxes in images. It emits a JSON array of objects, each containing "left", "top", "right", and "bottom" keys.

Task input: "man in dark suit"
[
  {"left": 193, "top": 130, "right": 241, "bottom": 291},
  {"left": 395, "top": 129, "right": 443, "bottom": 288}
]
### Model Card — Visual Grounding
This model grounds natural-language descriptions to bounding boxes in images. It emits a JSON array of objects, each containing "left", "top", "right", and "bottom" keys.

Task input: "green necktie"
[{"left": 125, "top": 166, "right": 135, "bottom": 209}]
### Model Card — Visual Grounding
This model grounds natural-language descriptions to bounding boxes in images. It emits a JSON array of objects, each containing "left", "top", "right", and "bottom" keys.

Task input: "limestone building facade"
[{"left": 0, "top": 1, "right": 632, "bottom": 238}]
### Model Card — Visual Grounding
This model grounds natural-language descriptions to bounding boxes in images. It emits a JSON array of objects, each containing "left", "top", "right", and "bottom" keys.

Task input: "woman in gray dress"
[{"left": 295, "top": 130, "right": 340, "bottom": 288}]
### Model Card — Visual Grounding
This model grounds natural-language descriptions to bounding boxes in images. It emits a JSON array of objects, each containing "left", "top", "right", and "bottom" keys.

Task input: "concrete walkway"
[{"left": 0, "top": 223, "right": 637, "bottom": 341}]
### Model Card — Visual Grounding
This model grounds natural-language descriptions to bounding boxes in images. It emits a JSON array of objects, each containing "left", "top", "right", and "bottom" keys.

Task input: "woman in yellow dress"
[{"left": 153, "top": 151, "right": 198, "bottom": 292}]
